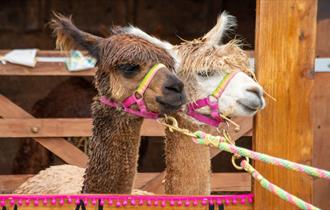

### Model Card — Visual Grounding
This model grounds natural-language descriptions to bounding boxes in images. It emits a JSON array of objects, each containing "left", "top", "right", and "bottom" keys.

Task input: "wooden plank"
[
  {"left": 0, "top": 95, "right": 88, "bottom": 167},
  {"left": 313, "top": 1, "right": 330, "bottom": 208},
  {"left": 211, "top": 173, "right": 251, "bottom": 192},
  {"left": 0, "top": 50, "right": 95, "bottom": 76},
  {"left": 0, "top": 119, "right": 92, "bottom": 137},
  {"left": 0, "top": 174, "right": 160, "bottom": 194},
  {"left": 0, "top": 173, "right": 250, "bottom": 195},
  {"left": 141, "top": 172, "right": 251, "bottom": 194},
  {"left": 0, "top": 175, "right": 33, "bottom": 193},
  {"left": 140, "top": 171, "right": 166, "bottom": 194},
  {"left": 0, "top": 118, "right": 164, "bottom": 137},
  {"left": 312, "top": 73, "right": 330, "bottom": 209},
  {"left": 254, "top": 0, "right": 316, "bottom": 209},
  {"left": 0, "top": 95, "right": 165, "bottom": 137}
]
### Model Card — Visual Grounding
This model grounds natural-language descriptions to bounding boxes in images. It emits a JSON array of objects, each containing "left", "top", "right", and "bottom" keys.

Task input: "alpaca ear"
[
  {"left": 202, "top": 11, "right": 236, "bottom": 45},
  {"left": 50, "top": 13, "right": 103, "bottom": 60}
]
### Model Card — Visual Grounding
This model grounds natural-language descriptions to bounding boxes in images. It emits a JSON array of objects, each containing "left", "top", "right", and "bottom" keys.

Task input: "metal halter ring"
[{"left": 231, "top": 155, "right": 249, "bottom": 170}]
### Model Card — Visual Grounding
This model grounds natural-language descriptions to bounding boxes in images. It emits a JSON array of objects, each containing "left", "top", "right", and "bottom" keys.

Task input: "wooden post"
[
  {"left": 254, "top": 0, "right": 317, "bottom": 209},
  {"left": 313, "top": 1, "right": 330, "bottom": 208}
]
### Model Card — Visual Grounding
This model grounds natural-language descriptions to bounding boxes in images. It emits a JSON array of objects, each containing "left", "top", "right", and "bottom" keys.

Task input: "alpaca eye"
[
  {"left": 117, "top": 64, "right": 140, "bottom": 77},
  {"left": 197, "top": 71, "right": 214, "bottom": 78}
]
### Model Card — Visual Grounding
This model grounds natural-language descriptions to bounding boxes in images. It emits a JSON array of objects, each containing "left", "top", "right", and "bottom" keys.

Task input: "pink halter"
[
  {"left": 186, "top": 71, "right": 240, "bottom": 127},
  {"left": 100, "top": 63, "right": 165, "bottom": 119}
]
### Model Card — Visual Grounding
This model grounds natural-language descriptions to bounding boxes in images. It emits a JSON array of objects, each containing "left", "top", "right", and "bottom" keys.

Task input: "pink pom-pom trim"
[{"left": 0, "top": 194, "right": 253, "bottom": 207}]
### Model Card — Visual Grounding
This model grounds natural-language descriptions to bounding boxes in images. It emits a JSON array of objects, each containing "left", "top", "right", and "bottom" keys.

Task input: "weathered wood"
[
  {"left": 254, "top": 0, "right": 316, "bottom": 209},
  {"left": 0, "top": 175, "right": 33, "bottom": 193},
  {"left": 313, "top": 1, "right": 330, "bottom": 208},
  {"left": 0, "top": 118, "right": 165, "bottom": 137},
  {"left": 140, "top": 171, "right": 166, "bottom": 193},
  {"left": 0, "top": 95, "right": 88, "bottom": 167},
  {"left": 0, "top": 118, "right": 92, "bottom": 137},
  {"left": 0, "top": 173, "right": 250, "bottom": 195},
  {"left": 312, "top": 73, "right": 330, "bottom": 209},
  {"left": 141, "top": 172, "right": 251, "bottom": 194}
]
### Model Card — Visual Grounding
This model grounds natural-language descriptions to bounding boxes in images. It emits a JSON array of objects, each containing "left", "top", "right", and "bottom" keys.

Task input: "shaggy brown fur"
[
  {"left": 83, "top": 103, "right": 142, "bottom": 193},
  {"left": 50, "top": 14, "right": 183, "bottom": 194},
  {"left": 165, "top": 114, "right": 212, "bottom": 195}
]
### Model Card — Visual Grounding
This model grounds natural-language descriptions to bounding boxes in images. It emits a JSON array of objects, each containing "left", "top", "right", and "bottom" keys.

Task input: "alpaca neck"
[
  {"left": 165, "top": 113, "right": 212, "bottom": 195},
  {"left": 83, "top": 99, "right": 143, "bottom": 193}
]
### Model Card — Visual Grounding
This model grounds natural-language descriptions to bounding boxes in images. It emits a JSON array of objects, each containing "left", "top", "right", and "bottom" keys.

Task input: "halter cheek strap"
[
  {"left": 186, "top": 70, "right": 240, "bottom": 127},
  {"left": 100, "top": 63, "right": 165, "bottom": 119}
]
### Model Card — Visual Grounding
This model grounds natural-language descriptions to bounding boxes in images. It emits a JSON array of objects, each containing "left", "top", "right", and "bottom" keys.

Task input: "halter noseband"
[
  {"left": 186, "top": 70, "right": 240, "bottom": 127},
  {"left": 100, "top": 63, "right": 165, "bottom": 119}
]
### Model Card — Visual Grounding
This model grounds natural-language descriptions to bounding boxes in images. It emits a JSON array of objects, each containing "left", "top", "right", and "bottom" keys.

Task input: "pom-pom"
[
  {"left": 177, "top": 200, "right": 182, "bottom": 206},
  {"left": 115, "top": 201, "right": 121, "bottom": 207},
  {"left": 122, "top": 200, "right": 128, "bottom": 206},
  {"left": 193, "top": 200, "right": 198, "bottom": 206},
  {"left": 33, "top": 199, "right": 39, "bottom": 206},
  {"left": 161, "top": 200, "right": 166, "bottom": 207},
  {"left": 185, "top": 201, "right": 190, "bottom": 206}
]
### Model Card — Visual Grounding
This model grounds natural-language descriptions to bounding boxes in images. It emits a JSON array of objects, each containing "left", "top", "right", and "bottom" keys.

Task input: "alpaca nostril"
[
  {"left": 165, "top": 84, "right": 182, "bottom": 93},
  {"left": 246, "top": 86, "right": 263, "bottom": 98},
  {"left": 164, "top": 77, "right": 184, "bottom": 93}
]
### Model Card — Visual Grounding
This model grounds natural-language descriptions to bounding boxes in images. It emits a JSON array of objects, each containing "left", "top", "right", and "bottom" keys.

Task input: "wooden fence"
[{"left": 1, "top": 0, "right": 330, "bottom": 209}]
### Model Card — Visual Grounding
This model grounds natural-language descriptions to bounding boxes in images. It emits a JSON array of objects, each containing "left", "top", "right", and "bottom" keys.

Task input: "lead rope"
[
  {"left": 158, "top": 116, "right": 329, "bottom": 210},
  {"left": 240, "top": 160, "right": 318, "bottom": 210},
  {"left": 192, "top": 130, "right": 330, "bottom": 180}
]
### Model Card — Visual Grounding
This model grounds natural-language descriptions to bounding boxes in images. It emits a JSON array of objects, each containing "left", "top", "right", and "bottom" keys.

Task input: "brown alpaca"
[
  {"left": 51, "top": 14, "right": 185, "bottom": 194},
  {"left": 15, "top": 12, "right": 265, "bottom": 195}
]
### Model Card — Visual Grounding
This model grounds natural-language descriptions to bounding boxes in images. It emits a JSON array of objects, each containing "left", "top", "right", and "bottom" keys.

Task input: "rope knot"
[{"left": 192, "top": 131, "right": 223, "bottom": 147}]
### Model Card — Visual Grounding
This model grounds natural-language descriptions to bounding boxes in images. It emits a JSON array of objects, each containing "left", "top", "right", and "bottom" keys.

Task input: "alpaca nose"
[
  {"left": 164, "top": 75, "right": 184, "bottom": 93},
  {"left": 246, "top": 86, "right": 264, "bottom": 98},
  {"left": 238, "top": 85, "right": 265, "bottom": 111}
]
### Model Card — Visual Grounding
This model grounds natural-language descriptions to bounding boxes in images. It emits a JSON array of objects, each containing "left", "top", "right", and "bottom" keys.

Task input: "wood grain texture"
[
  {"left": 312, "top": 73, "right": 330, "bottom": 209},
  {"left": 0, "top": 173, "right": 250, "bottom": 195},
  {"left": 0, "top": 175, "right": 33, "bottom": 193},
  {"left": 0, "top": 95, "right": 88, "bottom": 167},
  {"left": 313, "top": 1, "right": 330, "bottom": 208},
  {"left": 0, "top": 118, "right": 92, "bottom": 137},
  {"left": 0, "top": 119, "right": 165, "bottom": 137},
  {"left": 140, "top": 171, "right": 251, "bottom": 194},
  {"left": 254, "top": 0, "right": 317, "bottom": 209}
]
